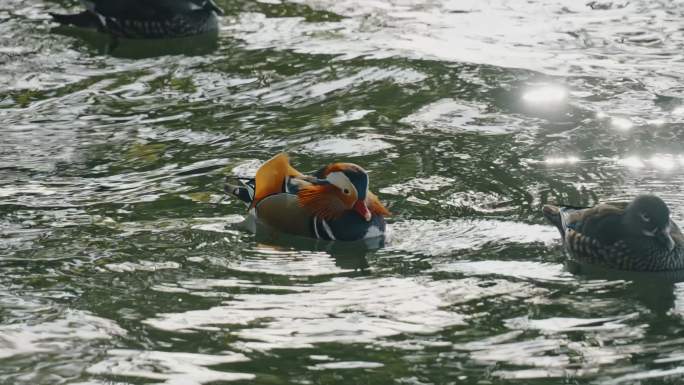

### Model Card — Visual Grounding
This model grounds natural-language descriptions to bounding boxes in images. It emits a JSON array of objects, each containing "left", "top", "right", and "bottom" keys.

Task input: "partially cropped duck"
[
  {"left": 227, "top": 153, "right": 390, "bottom": 241},
  {"left": 50, "top": 0, "right": 224, "bottom": 39},
  {"left": 543, "top": 195, "right": 684, "bottom": 271}
]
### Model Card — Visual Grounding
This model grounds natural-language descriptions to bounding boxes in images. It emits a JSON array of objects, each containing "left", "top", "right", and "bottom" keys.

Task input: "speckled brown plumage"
[{"left": 543, "top": 195, "right": 684, "bottom": 271}]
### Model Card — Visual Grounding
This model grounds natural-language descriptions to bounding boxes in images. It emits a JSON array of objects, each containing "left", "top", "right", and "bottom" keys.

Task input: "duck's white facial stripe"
[
  {"left": 643, "top": 228, "right": 657, "bottom": 237},
  {"left": 326, "top": 171, "right": 358, "bottom": 198},
  {"left": 642, "top": 224, "right": 670, "bottom": 237}
]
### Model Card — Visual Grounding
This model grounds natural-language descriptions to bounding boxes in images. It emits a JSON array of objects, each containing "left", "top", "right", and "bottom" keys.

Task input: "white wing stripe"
[
  {"left": 312, "top": 216, "right": 321, "bottom": 239},
  {"left": 321, "top": 219, "right": 336, "bottom": 240}
]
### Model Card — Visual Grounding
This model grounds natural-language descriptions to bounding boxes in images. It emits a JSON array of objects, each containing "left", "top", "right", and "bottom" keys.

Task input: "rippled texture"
[{"left": 3, "top": 0, "right": 684, "bottom": 384}]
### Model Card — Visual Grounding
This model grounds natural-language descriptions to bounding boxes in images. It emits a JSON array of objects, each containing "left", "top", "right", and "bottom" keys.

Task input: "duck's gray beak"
[{"left": 656, "top": 227, "right": 676, "bottom": 252}]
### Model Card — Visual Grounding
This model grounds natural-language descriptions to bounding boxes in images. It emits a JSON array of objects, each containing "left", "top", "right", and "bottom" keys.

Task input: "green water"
[{"left": 3, "top": 0, "right": 684, "bottom": 384}]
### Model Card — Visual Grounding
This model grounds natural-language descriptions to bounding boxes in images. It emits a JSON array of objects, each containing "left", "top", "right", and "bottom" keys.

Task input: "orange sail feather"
[{"left": 253, "top": 153, "right": 304, "bottom": 206}]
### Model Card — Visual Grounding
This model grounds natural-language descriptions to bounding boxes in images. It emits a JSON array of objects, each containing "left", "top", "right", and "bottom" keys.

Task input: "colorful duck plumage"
[
  {"left": 227, "top": 153, "right": 390, "bottom": 241},
  {"left": 50, "top": 0, "right": 223, "bottom": 39},
  {"left": 543, "top": 195, "right": 684, "bottom": 271}
]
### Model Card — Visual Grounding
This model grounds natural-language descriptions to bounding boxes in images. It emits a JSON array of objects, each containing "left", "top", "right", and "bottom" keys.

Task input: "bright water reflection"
[
  {"left": 522, "top": 85, "right": 567, "bottom": 106},
  {"left": 3, "top": 0, "right": 684, "bottom": 384}
]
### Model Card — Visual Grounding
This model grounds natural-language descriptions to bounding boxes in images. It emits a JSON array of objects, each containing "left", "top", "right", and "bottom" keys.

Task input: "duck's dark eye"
[
  {"left": 343, "top": 188, "right": 350, "bottom": 194},
  {"left": 640, "top": 212, "right": 651, "bottom": 223}
]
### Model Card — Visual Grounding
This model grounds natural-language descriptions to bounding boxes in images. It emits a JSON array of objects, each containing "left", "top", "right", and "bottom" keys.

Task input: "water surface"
[{"left": 3, "top": 0, "right": 684, "bottom": 384}]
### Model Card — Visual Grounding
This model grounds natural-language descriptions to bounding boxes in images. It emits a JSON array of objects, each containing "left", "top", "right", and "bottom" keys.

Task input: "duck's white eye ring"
[{"left": 640, "top": 213, "right": 651, "bottom": 223}]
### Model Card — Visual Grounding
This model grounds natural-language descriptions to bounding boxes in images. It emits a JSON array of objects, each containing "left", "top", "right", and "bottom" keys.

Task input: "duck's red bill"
[{"left": 353, "top": 200, "right": 372, "bottom": 222}]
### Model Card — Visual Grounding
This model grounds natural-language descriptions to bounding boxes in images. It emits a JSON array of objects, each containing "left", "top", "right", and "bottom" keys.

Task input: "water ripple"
[
  {"left": 388, "top": 219, "right": 558, "bottom": 256},
  {"left": 87, "top": 349, "right": 254, "bottom": 385},
  {"left": 145, "top": 277, "right": 469, "bottom": 349},
  {"left": 3, "top": 0, "right": 684, "bottom": 383}
]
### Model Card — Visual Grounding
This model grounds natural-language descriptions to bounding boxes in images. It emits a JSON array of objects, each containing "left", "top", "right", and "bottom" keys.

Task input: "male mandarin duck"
[
  {"left": 543, "top": 195, "right": 684, "bottom": 271},
  {"left": 227, "top": 153, "right": 390, "bottom": 241},
  {"left": 50, "top": 0, "right": 224, "bottom": 39}
]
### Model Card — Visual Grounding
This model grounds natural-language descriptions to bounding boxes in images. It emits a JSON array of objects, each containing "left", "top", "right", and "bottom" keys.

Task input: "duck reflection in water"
[
  {"left": 225, "top": 153, "right": 392, "bottom": 269},
  {"left": 244, "top": 215, "right": 379, "bottom": 272}
]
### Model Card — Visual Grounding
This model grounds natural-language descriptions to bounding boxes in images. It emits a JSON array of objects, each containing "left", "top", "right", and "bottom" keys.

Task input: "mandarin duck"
[
  {"left": 50, "top": 0, "right": 223, "bottom": 39},
  {"left": 543, "top": 195, "right": 684, "bottom": 271},
  {"left": 226, "top": 153, "right": 390, "bottom": 241}
]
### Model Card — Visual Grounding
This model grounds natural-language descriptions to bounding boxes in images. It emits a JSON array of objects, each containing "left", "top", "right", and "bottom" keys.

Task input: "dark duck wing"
[
  {"left": 543, "top": 197, "right": 684, "bottom": 271},
  {"left": 543, "top": 203, "right": 630, "bottom": 267},
  {"left": 50, "top": 0, "right": 224, "bottom": 38}
]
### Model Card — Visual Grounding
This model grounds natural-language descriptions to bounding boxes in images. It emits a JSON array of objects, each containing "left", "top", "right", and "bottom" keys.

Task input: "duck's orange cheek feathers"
[
  {"left": 367, "top": 192, "right": 390, "bottom": 217},
  {"left": 297, "top": 185, "right": 389, "bottom": 221},
  {"left": 297, "top": 185, "right": 348, "bottom": 220}
]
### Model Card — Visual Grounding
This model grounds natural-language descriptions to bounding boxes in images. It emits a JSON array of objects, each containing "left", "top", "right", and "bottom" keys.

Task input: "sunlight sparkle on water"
[
  {"left": 618, "top": 155, "right": 683, "bottom": 170},
  {"left": 544, "top": 156, "right": 579, "bottom": 165},
  {"left": 618, "top": 156, "right": 645, "bottom": 168},
  {"left": 649, "top": 155, "right": 676, "bottom": 171},
  {"left": 672, "top": 106, "right": 684, "bottom": 116},
  {"left": 522, "top": 85, "right": 566, "bottom": 105},
  {"left": 611, "top": 117, "right": 634, "bottom": 131}
]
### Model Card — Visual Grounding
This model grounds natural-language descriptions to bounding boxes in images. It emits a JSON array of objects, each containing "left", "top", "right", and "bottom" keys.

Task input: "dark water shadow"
[
  {"left": 50, "top": 26, "right": 219, "bottom": 58},
  {"left": 567, "top": 260, "right": 681, "bottom": 316},
  {"left": 238, "top": 215, "right": 384, "bottom": 271}
]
